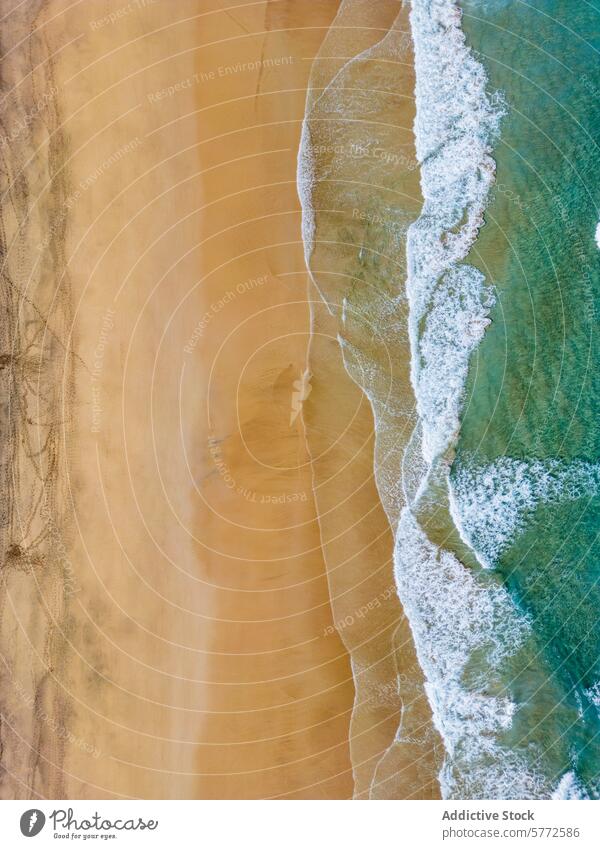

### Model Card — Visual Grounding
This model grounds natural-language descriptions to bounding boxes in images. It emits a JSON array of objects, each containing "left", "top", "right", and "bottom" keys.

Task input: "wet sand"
[{"left": 300, "top": 0, "right": 441, "bottom": 799}]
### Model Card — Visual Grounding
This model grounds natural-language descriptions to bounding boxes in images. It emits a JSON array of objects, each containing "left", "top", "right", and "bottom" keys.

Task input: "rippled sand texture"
[
  {"left": 299, "top": 0, "right": 442, "bottom": 798},
  {"left": 0, "top": 0, "right": 375, "bottom": 800}
]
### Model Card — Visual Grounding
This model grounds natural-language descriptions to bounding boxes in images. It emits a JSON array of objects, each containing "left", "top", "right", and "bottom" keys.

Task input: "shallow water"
[
  {"left": 298, "top": 0, "right": 444, "bottom": 798},
  {"left": 299, "top": 0, "right": 600, "bottom": 798}
]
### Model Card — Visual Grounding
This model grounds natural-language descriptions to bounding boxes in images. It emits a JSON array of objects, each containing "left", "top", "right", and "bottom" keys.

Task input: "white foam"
[
  {"left": 394, "top": 509, "right": 553, "bottom": 798},
  {"left": 584, "top": 681, "right": 600, "bottom": 720},
  {"left": 552, "top": 771, "right": 589, "bottom": 800},
  {"left": 297, "top": 120, "right": 317, "bottom": 276},
  {"left": 595, "top": 221, "right": 600, "bottom": 249},
  {"left": 397, "top": 7, "right": 597, "bottom": 794},
  {"left": 450, "top": 458, "right": 600, "bottom": 568},
  {"left": 392, "top": 1, "right": 559, "bottom": 798},
  {"left": 406, "top": 0, "right": 503, "bottom": 463}
]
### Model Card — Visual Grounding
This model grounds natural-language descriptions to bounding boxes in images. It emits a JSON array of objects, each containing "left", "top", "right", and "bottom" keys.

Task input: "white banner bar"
[{"left": 0, "top": 800, "right": 597, "bottom": 848}]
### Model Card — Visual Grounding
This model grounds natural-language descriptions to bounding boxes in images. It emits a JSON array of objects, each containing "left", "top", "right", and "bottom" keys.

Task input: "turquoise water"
[{"left": 453, "top": 1, "right": 600, "bottom": 796}]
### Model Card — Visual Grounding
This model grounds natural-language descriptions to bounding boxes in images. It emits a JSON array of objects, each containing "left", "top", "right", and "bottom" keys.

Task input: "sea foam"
[
  {"left": 407, "top": 0, "right": 503, "bottom": 463},
  {"left": 394, "top": 509, "right": 551, "bottom": 798},
  {"left": 394, "top": 1, "right": 553, "bottom": 797},
  {"left": 297, "top": 121, "right": 318, "bottom": 291},
  {"left": 398, "top": 3, "right": 598, "bottom": 795},
  {"left": 552, "top": 771, "right": 590, "bottom": 800},
  {"left": 450, "top": 458, "right": 600, "bottom": 568}
]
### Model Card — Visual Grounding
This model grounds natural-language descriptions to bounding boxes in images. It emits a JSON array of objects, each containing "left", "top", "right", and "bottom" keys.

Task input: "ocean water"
[
  {"left": 452, "top": 0, "right": 600, "bottom": 796},
  {"left": 299, "top": 0, "right": 600, "bottom": 799}
]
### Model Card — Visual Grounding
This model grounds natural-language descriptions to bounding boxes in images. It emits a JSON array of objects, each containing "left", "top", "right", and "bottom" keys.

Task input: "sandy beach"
[{"left": 0, "top": 0, "right": 437, "bottom": 800}]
